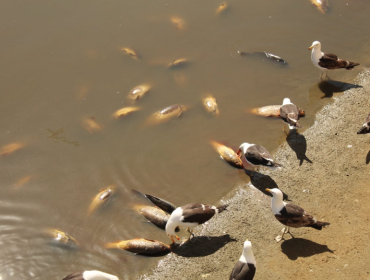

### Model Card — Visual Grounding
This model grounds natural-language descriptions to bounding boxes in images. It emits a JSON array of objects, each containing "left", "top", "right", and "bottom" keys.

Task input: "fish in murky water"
[
  {"left": 113, "top": 107, "right": 140, "bottom": 119},
  {"left": 146, "top": 104, "right": 188, "bottom": 125},
  {"left": 168, "top": 58, "right": 188, "bottom": 69},
  {"left": 121, "top": 47, "right": 139, "bottom": 59},
  {"left": 310, "top": 0, "right": 329, "bottom": 14},
  {"left": 170, "top": 16, "right": 185, "bottom": 30},
  {"left": 202, "top": 95, "right": 219, "bottom": 115},
  {"left": 216, "top": 2, "right": 228, "bottom": 14},
  {"left": 0, "top": 142, "right": 25, "bottom": 157},
  {"left": 210, "top": 141, "right": 243, "bottom": 169},
  {"left": 127, "top": 85, "right": 150, "bottom": 101},
  {"left": 46, "top": 229, "right": 79, "bottom": 246},
  {"left": 14, "top": 175, "right": 34, "bottom": 189},
  {"left": 105, "top": 238, "right": 171, "bottom": 256},
  {"left": 88, "top": 186, "right": 116, "bottom": 215},
  {"left": 139, "top": 206, "right": 170, "bottom": 230},
  {"left": 252, "top": 105, "right": 305, "bottom": 118},
  {"left": 238, "top": 51, "right": 288, "bottom": 65},
  {"left": 81, "top": 117, "right": 103, "bottom": 133}
]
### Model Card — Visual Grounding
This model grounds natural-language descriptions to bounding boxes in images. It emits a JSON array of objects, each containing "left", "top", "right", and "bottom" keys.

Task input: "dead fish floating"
[
  {"left": 170, "top": 16, "right": 185, "bottom": 30},
  {"left": 146, "top": 104, "right": 188, "bottom": 125},
  {"left": 121, "top": 47, "right": 139, "bottom": 59},
  {"left": 202, "top": 95, "right": 219, "bottom": 116},
  {"left": 210, "top": 141, "right": 243, "bottom": 169},
  {"left": 216, "top": 2, "right": 228, "bottom": 14},
  {"left": 238, "top": 51, "right": 288, "bottom": 65},
  {"left": 252, "top": 105, "right": 305, "bottom": 118},
  {"left": 168, "top": 58, "right": 188, "bottom": 69},
  {"left": 88, "top": 185, "right": 116, "bottom": 215},
  {"left": 127, "top": 84, "right": 150, "bottom": 101},
  {"left": 139, "top": 206, "right": 171, "bottom": 230},
  {"left": 46, "top": 229, "right": 79, "bottom": 247},
  {"left": 81, "top": 117, "right": 103, "bottom": 133},
  {"left": 132, "top": 189, "right": 177, "bottom": 214},
  {"left": 113, "top": 107, "right": 140, "bottom": 119},
  {"left": 105, "top": 238, "right": 171, "bottom": 256},
  {"left": 310, "top": 0, "right": 329, "bottom": 14},
  {"left": 0, "top": 142, "right": 25, "bottom": 157}
]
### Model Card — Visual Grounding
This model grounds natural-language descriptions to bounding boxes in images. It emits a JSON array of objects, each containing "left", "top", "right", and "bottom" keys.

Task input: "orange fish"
[
  {"left": 88, "top": 186, "right": 116, "bottom": 215},
  {"left": 81, "top": 117, "right": 103, "bottom": 133},
  {"left": 0, "top": 142, "right": 25, "bottom": 157},
  {"left": 121, "top": 47, "right": 139, "bottom": 59}
]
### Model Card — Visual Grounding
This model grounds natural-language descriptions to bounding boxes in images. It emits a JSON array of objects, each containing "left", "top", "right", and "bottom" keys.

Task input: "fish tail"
[{"left": 105, "top": 242, "right": 119, "bottom": 249}]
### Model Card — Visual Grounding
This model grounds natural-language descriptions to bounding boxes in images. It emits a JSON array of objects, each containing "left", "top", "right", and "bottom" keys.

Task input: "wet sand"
[{"left": 141, "top": 69, "right": 370, "bottom": 280}]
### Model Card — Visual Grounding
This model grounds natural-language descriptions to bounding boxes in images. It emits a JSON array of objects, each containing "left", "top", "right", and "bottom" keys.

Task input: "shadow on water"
[
  {"left": 171, "top": 234, "right": 236, "bottom": 258},
  {"left": 281, "top": 238, "right": 334, "bottom": 260},
  {"left": 318, "top": 79, "right": 362, "bottom": 98},
  {"left": 285, "top": 130, "right": 312, "bottom": 166},
  {"left": 243, "top": 169, "right": 290, "bottom": 201}
]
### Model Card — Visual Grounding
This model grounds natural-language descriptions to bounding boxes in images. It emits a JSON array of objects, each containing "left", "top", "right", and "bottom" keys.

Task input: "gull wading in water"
[
  {"left": 265, "top": 188, "right": 330, "bottom": 242},
  {"left": 237, "top": 143, "right": 282, "bottom": 176},
  {"left": 165, "top": 203, "right": 228, "bottom": 244},
  {"left": 309, "top": 41, "right": 360, "bottom": 80},
  {"left": 229, "top": 240, "right": 256, "bottom": 280},
  {"left": 280, "top": 98, "right": 302, "bottom": 131}
]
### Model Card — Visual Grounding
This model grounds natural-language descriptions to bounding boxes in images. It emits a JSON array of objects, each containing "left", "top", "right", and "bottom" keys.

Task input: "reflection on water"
[{"left": 0, "top": 0, "right": 369, "bottom": 279}]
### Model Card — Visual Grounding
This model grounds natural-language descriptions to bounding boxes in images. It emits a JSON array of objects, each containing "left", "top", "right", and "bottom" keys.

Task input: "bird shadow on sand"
[
  {"left": 281, "top": 238, "right": 334, "bottom": 260},
  {"left": 171, "top": 234, "right": 236, "bottom": 258},
  {"left": 318, "top": 79, "right": 362, "bottom": 98},
  {"left": 366, "top": 150, "right": 370, "bottom": 164},
  {"left": 243, "top": 169, "right": 290, "bottom": 201},
  {"left": 285, "top": 130, "right": 312, "bottom": 166}
]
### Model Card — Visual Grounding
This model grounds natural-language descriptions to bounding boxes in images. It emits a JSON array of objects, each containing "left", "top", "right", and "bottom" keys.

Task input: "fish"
[
  {"left": 127, "top": 85, "right": 150, "bottom": 101},
  {"left": 81, "top": 117, "right": 103, "bottom": 133},
  {"left": 168, "top": 58, "right": 188, "bottom": 69},
  {"left": 216, "top": 2, "right": 228, "bottom": 14},
  {"left": 88, "top": 186, "right": 116, "bottom": 215},
  {"left": 121, "top": 47, "right": 139, "bottom": 59},
  {"left": 139, "top": 206, "right": 170, "bottom": 230},
  {"left": 238, "top": 51, "right": 288, "bottom": 65},
  {"left": 170, "top": 16, "right": 185, "bottom": 30},
  {"left": 13, "top": 175, "right": 34, "bottom": 189},
  {"left": 202, "top": 95, "right": 219, "bottom": 115},
  {"left": 0, "top": 142, "right": 25, "bottom": 157},
  {"left": 113, "top": 107, "right": 141, "bottom": 119},
  {"left": 146, "top": 104, "right": 188, "bottom": 125},
  {"left": 252, "top": 105, "right": 305, "bottom": 118},
  {"left": 310, "top": 0, "right": 329, "bottom": 14},
  {"left": 210, "top": 141, "right": 243, "bottom": 169},
  {"left": 46, "top": 229, "right": 79, "bottom": 247},
  {"left": 105, "top": 238, "right": 171, "bottom": 256}
]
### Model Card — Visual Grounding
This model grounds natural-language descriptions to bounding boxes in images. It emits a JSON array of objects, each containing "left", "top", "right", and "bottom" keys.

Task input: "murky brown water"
[{"left": 0, "top": 0, "right": 369, "bottom": 279}]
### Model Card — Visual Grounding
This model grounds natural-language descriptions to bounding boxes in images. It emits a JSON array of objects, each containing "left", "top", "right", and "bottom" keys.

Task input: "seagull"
[
  {"left": 63, "top": 270, "right": 119, "bottom": 280},
  {"left": 280, "top": 98, "right": 302, "bottom": 130},
  {"left": 237, "top": 143, "right": 282, "bottom": 176},
  {"left": 229, "top": 240, "right": 256, "bottom": 280},
  {"left": 265, "top": 188, "right": 330, "bottom": 242},
  {"left": 309, "top": 41, "right": 360, "bottom": 79},
  {"left": 357, "top": 113, "right": 370, "bottom": 134},
  {"left": 165, "top": 203, "right": 228, "bottom": 244}
]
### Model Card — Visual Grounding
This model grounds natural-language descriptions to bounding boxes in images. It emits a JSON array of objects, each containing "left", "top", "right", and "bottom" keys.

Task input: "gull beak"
[
  {"left": 308, "top": 45, "right": 314, "bottom": 50},
  {"left": 265, "top": 188, "right": 271, "bottom": 193},
  {"left": 245, "top": 239, "right": 249, "bottom": 242}
]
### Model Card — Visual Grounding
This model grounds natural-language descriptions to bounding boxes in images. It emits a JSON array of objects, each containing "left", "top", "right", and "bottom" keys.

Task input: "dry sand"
[{"left": 141, "top": 69, "right": 370, "bottom": 280}]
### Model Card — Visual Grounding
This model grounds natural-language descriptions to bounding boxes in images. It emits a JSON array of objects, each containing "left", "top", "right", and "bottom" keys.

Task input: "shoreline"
[{"left": 141, "top": 69, "right": 370, "bottom": 280}]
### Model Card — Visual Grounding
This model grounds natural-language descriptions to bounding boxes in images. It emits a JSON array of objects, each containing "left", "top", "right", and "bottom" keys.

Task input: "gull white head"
[
  {"left": 165, "top": 207, "right": 181, "bottom": 243},
  {"left": 309, "top": 41, "right": 321, "bottom": 51},
  {"left": 83, "top": 270, "right": 119, "bottom": 280},
  {"left": 239, "top": 240, "right": 256, "bottom": 265},
  {"left": 237, "top": 142, "right": 253, "bottom": 155},
  {"left": 265, "top": 188, "right": 285, "bottom": 214},
  {"left": 282, "top": 98, "right": 292, "bottom": 105}
]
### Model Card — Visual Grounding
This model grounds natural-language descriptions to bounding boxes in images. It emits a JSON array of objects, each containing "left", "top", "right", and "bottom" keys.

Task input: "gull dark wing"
[
  {"left": 280, "top": 104, "right": 300, "bottom": 126},
  {"left": 275, "top": 203, "right": 317, "bottom": 228},
  {"left": 245, "top": 145, "right": 276, "bottom": 166},
  {"left": 181, "top": 204, "right": 216, "bottom": 224},
  {"left": 229, "top": 262, "right": 256, "bottom": 280}
]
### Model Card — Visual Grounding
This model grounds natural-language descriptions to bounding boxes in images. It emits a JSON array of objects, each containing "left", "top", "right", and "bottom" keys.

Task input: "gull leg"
[{"left": 275, "top": 227, "right": 290, "bottom": 242}]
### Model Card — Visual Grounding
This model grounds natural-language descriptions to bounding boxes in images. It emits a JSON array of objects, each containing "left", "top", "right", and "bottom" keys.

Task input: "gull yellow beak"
[
  {"left": 245, "top": 239, "right": 249, "bottom": 242},
  {"left": 308, "top": 45, "right": 314, "bottom": 50},
  {"left": 265, "top": 188, "right": 271, "bottom": 193}
]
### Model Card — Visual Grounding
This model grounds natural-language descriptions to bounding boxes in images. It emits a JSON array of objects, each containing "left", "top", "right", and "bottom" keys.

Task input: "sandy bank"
[{"left": 141, "top": 69, "right": 370, "bottom": 280}]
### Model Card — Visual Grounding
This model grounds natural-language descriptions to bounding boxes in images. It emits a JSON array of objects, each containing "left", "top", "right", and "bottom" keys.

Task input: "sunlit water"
[{"left": 0, "top": 0, "right": 369, "bottom": 279}]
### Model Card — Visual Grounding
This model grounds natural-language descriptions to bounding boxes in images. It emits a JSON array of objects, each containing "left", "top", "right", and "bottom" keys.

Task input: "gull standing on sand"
[
  {"left": 229, "top": 240, "right": 256, "bottom": 280},
  {"left": 237, "top": 143, "right": 282, "bottom": 176},
  {"left": 165, "top": 203, "right": 228, "bottom": 244},
  {"left": 280, "top": 98, "right": 302, "bottom": 130},
  {"left": 265, "top": 188, "right": 330, "bottom": 242},
  {"left": 357, "top": 113, "right": 370, "bottom": 134},
  {"left": 309, "top": 41, "right": 360, "bottom": 79},
  {"left": 63, "top": 270, "right": 118, "bottom": 280}
]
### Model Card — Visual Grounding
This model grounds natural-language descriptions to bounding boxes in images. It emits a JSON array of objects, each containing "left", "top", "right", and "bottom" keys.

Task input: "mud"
[{"left": 141, "top": 69, "right": 370, "bottom": 279}]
